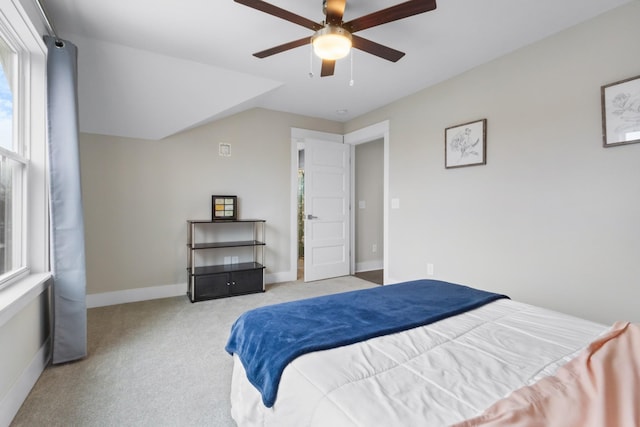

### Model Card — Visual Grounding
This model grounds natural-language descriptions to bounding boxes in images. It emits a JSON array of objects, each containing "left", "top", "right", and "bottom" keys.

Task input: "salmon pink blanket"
[{"left": 454, "top": 321, "right": 640, "bottom": 427}]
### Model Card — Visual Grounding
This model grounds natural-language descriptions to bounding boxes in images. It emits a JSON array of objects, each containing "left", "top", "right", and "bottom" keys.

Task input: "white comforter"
[{"left": 230, "top": 299, "right": 607, "bottom": 426}]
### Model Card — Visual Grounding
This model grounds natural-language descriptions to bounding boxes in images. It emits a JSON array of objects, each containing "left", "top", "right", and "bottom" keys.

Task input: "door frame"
[
  {"left": 289, "top": 122, "right": 389, "bottom": 283},
  {"left": 344, "top": 121, "right": 389, "bottom": 284}
]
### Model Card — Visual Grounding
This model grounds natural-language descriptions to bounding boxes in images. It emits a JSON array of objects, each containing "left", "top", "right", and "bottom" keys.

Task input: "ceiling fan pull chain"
[
  {"left": 309, "top": 42, "right": 314, "bottom": 78},
  {"left": 349, "top": 50, "right": 354, "bottom": 87}
]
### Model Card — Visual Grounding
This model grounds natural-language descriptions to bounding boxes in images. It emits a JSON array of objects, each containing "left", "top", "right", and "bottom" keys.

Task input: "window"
[
  {"left": 0, "top": 34, "right": 27, "bottom": 286},
  {"left": 0, "top": 0, "right": 49, "bottom": 290},
  {"left": 0, "top": 42, "right": 12, "bottom": 150}
]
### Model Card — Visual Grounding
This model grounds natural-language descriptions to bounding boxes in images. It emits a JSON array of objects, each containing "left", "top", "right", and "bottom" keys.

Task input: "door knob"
[{"left": 307, "top": 214, "right": 318, "bottom": 220}]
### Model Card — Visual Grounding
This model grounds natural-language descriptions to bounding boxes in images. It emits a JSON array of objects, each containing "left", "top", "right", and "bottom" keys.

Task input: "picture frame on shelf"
[
  {"left": 445, "top": 119, "right": 487, "bottom": 169},
  {"left": 211, "top": 195, "right": 237, "bottom": 220},
  {"left": 601, "top": 74, "right": 640, "bottom": 147}
]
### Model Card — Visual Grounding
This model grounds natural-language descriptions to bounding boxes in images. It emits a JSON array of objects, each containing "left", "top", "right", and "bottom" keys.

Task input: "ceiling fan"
[{"left": 234, "top": 0, "right": 437, "bottom": 77}]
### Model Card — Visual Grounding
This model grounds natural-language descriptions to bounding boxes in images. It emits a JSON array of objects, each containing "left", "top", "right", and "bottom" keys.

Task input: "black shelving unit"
[{"left": 187, "top": 219, "right": 265, "bottom": 302}]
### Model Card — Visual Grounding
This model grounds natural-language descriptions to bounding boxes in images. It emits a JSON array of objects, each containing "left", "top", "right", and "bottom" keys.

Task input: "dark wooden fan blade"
[
  {"left": 235, "top": 0, "right": 323, "bottom": 31},
  {"left": 351, "top": 35, "right": 405, "bottom": 62},
  {"left": 324, "top": 0, "right": 346, "bottom": 25},
  {"left": 320, "top": 59, "right": 336, "bottom": 77},
  {"left": 344, "top": 0, "right": 437, "bottom": 33},
  {"left": 253, "top": 37, "right": 310, "bottom": 58}
]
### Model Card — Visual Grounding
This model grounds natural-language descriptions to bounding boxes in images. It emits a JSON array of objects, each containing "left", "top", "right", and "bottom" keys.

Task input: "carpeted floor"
[{"left": 10, "top": 275, "right": 376, "bottom": 427}]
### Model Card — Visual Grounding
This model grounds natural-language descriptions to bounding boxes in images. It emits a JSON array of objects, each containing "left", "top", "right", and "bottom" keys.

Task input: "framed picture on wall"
[
  {"left": 211, "top": 195, "right": 237, "bottom": 220},
  {"left": 445, "top": 119, "right": 487, "bottom": 168},
  {"left": 601, "top": 74, "right": 640, "bottom": 147}
]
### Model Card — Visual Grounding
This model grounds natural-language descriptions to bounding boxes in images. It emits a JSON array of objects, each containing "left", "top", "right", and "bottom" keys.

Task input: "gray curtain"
[{"left": 45, "top": 36, "right": 87, "bottom": 364}]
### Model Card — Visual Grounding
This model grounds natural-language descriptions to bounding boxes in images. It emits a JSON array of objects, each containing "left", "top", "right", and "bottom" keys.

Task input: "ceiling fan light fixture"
[{"left": 312, "top": 25, "right": 352, "bottom": 60}]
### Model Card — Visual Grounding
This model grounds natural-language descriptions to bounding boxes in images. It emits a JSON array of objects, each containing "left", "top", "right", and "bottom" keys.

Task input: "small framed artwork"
[
  {"left": 445, "top": 119, "right": 487, "bottom": 169},
  {"left": 211, "top": 195, "right": 237, "bottom": 220},
  {"left": 601, "top": 74, "right": 640, "bottom": 147}
]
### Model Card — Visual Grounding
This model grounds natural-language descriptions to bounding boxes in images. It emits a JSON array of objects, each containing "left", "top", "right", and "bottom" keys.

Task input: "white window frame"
[
  {"left": 0, "top": 0, "right": 50, "bottom": 296},
  {"left": 0, "top": 17, "right": 29, "bottom": 287},
  {"left": 0, "top": 147, "right": 28, "bottom": 285}
]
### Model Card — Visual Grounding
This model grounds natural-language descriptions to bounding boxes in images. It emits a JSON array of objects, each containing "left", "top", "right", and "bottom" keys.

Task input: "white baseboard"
[
  {"left": 385, "top": 276, "right": 403, "bottom": 285},
  {"left": 355, "top": 260, "right": 383, "bottom": 273},
  {"left": 87, "top": 272, "right": 291, "bottom": 308},
  {"left": 86, "top": 283, "right": 186, "bottom": 308},
  {"left": 0, "top": 337, "right": 51, "bottom": 427},
  {"left": 265, "top": 271, "right": 294, "bottom": 284}
]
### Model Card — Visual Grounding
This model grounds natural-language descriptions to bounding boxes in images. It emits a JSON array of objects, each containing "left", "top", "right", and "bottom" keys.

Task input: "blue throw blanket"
[{"left": 225, "top": 279, "right": 508, "bottom": 407}]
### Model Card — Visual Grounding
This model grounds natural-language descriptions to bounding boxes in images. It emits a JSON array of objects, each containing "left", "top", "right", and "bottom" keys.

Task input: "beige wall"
[
  {"left": 80, "top": 108, "right": 342, "bottom": 295},
  {"left": 80, "top": 3, "right": 639, "bottom": 323},
  {"left": 0, "top": 292, "right": 49, "bottom": 393},
  {"left": 345, "top": 2, "right": 640, "bottom": 324},
  {"left": 0, "top": 285, "right": 50, "bottom": 422}
]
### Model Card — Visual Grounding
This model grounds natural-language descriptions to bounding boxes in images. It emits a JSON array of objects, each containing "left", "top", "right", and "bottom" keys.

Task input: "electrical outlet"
[
  {"left": 224, "top": 256, "right": 232, "bottom": 265},
  {"left": 427, "top": 263, "right": 434, "bottom": 276},
  {"left": 372, "top": 244, "right": 377, "bottom": 253},
  {"left": 232, "top": 256, "right": 239, "bottom": 264}
]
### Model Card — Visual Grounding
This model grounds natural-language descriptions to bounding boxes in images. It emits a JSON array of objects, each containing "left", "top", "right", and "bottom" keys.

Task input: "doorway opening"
[
  {"left": 353, "top": 138, "right": 384, "bottom": 285},
  {"left": 290, "top": 123, "right": 389, "bottom": 284}
]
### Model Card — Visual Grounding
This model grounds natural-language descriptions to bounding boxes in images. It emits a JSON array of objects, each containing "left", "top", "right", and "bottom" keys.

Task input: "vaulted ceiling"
[{"left": 42, "top": 0, "right": 631, "bottom": 140}]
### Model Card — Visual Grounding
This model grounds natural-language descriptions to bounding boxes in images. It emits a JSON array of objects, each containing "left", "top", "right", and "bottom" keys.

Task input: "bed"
[{"left": 225, "top": 279, "right": 639, "bottom": 426}]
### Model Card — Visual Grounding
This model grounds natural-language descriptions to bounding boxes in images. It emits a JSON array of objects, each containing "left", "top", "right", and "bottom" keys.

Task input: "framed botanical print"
[
  {"left": 445, "top": 119, "right": 487, "bottom": 168},
  {"left": 601, "top": 74, "right": 640, "bottom": 147}
]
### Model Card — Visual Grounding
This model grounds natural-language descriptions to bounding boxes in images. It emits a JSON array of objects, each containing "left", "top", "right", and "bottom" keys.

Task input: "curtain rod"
[{"left": 34, "top": 0, "right": 58, "bottom": 39}]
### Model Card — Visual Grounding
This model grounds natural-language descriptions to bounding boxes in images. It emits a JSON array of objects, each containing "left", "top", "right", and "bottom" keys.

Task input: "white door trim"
[
  {"left": 289, "top": 123, "right": 389, "bottom": 284},
  {"left": 344, "top": 121, "right": 390, "bottom": 284}
]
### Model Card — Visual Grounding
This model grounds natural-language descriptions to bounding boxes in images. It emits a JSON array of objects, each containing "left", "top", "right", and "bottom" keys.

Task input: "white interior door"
[{"left": 304, "top": 139, "right": 351, "bottom": 282}]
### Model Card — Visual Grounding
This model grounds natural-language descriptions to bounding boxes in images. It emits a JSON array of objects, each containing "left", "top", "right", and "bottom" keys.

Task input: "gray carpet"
[{"left": 11, "top": 276, "right": 376, "bottom": 427}]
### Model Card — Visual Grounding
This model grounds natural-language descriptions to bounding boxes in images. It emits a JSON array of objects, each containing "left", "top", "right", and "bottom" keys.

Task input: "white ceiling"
[{"left": 43, "top": 0, "right": 631, "bottom": 140}]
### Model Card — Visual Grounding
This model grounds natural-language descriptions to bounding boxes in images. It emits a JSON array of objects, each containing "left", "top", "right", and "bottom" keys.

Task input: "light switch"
[
  {"left": 359, "top": 200, "right": 366, "bottom": 209},
  {"left": 391, "top": 198, "right": 400, "bottom": 209}
]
